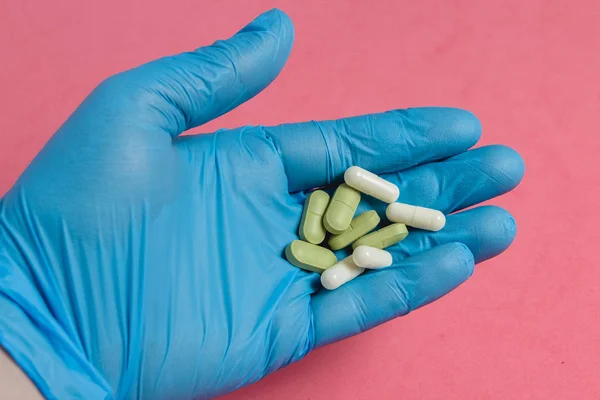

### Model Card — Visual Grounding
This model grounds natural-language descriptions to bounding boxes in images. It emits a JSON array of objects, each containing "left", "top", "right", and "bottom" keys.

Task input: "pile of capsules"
[{"left": 285, "top": 166, "right": 446, "bottom": 290}]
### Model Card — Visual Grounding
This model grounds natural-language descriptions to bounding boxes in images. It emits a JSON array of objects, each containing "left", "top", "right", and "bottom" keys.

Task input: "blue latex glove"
[{"left": 0, "top": 9, "right": 524, "bottom": 400}]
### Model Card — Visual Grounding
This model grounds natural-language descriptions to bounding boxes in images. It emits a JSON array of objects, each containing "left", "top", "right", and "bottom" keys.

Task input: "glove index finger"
[{"left": 266, "top": 107, "right": 481, "bottom": 193}]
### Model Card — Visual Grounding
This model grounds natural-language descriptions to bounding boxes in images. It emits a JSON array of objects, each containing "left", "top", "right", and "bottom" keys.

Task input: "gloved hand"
[{"left": 0, "top": 8, "right": 524, "bottom": 400}]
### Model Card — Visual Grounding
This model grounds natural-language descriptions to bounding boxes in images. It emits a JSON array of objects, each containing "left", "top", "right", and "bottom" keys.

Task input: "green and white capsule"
[
  {"left": 352, "top": 245, "right": 393, "bottom": 269},
  {"left": 352, "top": 223, "right": 408, "bottom": 250},
  {"left": 321, "top": 255, "right": 365, "bottom": 290},
  {"left": 323, "top": 184, "right": 361, "bottom": 234},
  {"left": 285, "top": 240, "right": 337, "bottom": 274},
  {"left": 299, "top": 190, "right": 330, "bottom": 244},
  {"left": 386, "top": 202, "right": 446, "bottom": 231},
  {"left": 328, "top": 210, "right": 380, "bottom": 251},
  {"left": 344, "top": 166, "right": 400, "bottom": 203}
]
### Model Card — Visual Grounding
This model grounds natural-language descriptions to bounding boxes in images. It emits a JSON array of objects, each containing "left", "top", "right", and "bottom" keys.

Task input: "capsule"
[
  {"left": 386, "top": 202, "right": 446, "bottom": 231},
  {"left": 299, "top": 190, "right": 330, "bottom": 244},
  {"left": 285, "top": 240, "right": 337, "bottom": 274},
  {"left": 328, "top": 210, "right": 380, "bottom": 251},
  {"left": 323, "top": 184, "right": 361, "bottom": 234},
  {"left": 352, "top": 223, "right": 408, "bottom": 250},
  {"left": 344, "top": 166, "right": 399, "bottom": 203},
  {"left": 352, "top": 246, "right": 393, "bottom": 269},
  {"left": 320, "top": 255, "right": 365, "bottom": 290}
]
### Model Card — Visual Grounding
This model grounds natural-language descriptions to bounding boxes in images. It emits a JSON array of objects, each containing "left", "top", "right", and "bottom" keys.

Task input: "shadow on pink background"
[{"left": 1, "top": 0, "right": 598, "bottom": 398}]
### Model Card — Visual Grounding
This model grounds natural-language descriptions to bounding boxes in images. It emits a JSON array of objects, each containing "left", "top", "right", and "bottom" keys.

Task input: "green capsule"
[
  {"left": 299, "top": 190, "right": 330, "bottom": 244},
  {"left": 351, "top": 223, "right": 408, "bottom": 250},
  {"left": 328, "top": 210, "right": 380, "bottom": 251},
  {"left": 323, "top": 184, "right": 361, "bottom": 234},
  {"left": 285, "top": 240, "right": 338, "bottom": 274}
]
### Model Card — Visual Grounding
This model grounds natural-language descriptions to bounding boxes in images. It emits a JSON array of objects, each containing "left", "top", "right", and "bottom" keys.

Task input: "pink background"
[{"left": 1, "top": 0, "right": 598, "bottom": 399}]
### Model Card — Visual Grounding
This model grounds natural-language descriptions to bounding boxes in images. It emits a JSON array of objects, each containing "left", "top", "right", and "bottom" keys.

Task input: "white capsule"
[
  {"left": 352, "top": 246, "right": 393, "bottom": 269},
  {"left": 344, "top": 166, "right": 399, "bottom": 203},
  {"left": 386, "top": 202, "right": 446, "bottom": 231},
  {"left": 320, "top": 256, "right": 365, "bottom": 290}
]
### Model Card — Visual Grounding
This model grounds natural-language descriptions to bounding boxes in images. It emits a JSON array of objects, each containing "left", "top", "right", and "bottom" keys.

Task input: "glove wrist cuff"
[{"left": 0, "top": 258, "right": 112, "bottom": 399}]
